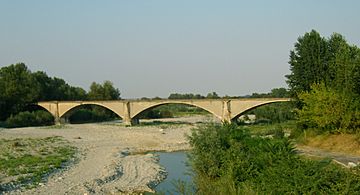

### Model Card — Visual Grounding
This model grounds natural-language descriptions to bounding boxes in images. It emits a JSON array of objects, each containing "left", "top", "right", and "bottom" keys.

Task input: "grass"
[
  {"left": 299, "top": 133, "right": 360, "bottom": 156},
  {"left": 242, "top": 121, "right": 360, "bottom": 156},
  {"left": 0, "top": 136, "right": 76, "bottom": 191},
  {"left": 240, "top": 120, "right": 296, "bottom": 136}
]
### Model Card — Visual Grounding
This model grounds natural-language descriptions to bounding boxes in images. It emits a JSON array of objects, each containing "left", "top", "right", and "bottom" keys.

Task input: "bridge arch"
[
  {"left": 230, "top": 101, "right": 290, "bottom": 120},
  {"left": 59, "top": 103, "right": 124, "bottom": 120},
  {"left": 131, "top": 101, "right": 222, "bottom": 121}
]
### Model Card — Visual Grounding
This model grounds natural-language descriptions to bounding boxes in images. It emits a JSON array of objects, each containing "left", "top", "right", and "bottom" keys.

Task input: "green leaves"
[
  {"left": 286, "top": 30, "right": 360, "bottom": 98},
  {"left": 187, "top": 124, "right": 360, "bottom": 194},
  {"left": 286, "top": 30, "right": 328, "bottom": 96},
  {"left": 287, "top": 30, "right": 360, "bottom": 135},
  {"left": 0, "top": 63, "right": 40, "bottom": 120},
  {"left": 297, "top": 83, "right": 360, "bottom": 133},
  {"left": 87, "top": 80, "right": 121, "bottom": 100},
  {"left": 0, "top": 63, "right": 122, "bottom": 123}
]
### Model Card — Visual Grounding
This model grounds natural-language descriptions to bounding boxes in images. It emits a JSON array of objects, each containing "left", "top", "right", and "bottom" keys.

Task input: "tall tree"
[
  {"left": 286, "top": 30, "right": 328, "bottom": 97},
  {"left": 0, "top": 63, "right": 40, "bottom": 119},
  {"left": 88, "top": 81, "right": 121, "bottom": 100}
]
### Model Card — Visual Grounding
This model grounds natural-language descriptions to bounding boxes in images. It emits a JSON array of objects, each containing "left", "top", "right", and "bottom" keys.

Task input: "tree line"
[{"left": 0, "top": 63, "right": 121, "bottom": 125}]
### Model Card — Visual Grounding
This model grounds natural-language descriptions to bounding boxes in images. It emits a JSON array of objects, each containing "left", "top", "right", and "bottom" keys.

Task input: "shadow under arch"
[
  {"left": 61, "top": 103, "right": 123, "bottom": 124},
  {"left": 132, "top": 102, "right": 221, "bottom": 122},
  {"left": 26, "top": 103, "right": 55, "bottom": 114}
]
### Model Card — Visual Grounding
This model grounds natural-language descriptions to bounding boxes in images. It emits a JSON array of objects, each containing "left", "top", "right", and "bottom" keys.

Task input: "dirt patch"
[{"left": 300, "top": 134, "right": 360, "bottom": 156}]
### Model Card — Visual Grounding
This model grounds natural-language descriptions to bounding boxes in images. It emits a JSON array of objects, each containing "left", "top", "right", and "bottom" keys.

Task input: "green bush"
[
  {"left": 297, "top": 83, "right": 360, "bottom": 134},
  {"left": 188, "top": 124, "right": 360, "bottom": 194},
  {"left": 5, "top": 111, "right": 54, "bottom": 128},
  {"left": 244, "top": 102, "right": 296, "bottom": 124},
  {"left": 68, "top": 108, "right": 116, "bottom": 123}
]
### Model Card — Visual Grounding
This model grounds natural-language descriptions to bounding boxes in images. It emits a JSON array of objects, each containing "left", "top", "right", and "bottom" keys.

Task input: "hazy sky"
[{"left": 1, "top": 1, "right": 359, "bottom": 98}]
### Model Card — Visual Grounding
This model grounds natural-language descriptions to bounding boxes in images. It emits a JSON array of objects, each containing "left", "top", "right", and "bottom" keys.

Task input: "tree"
[
  {"left": 87, "top": 81, "right": 121, "bottom": 100},
  {"left": 286, "top": 30, "right": 328, "bottom": 97},
  {"left": 297, "top": 83, "right": 360, "bottom": 133},
  {"left": 286, "top": 31, "right": 360, "bottom": 134},
  {"left": 32, "top": 71, "right": 53, "bottom": 101},
  {"left": 270, "top": 88, "right": 289, "bottom": 98},
  {"left": 206, "top": 92, "right": 219, "bottom": 99},
  {"left": 0, "top": 63, "right": 40, "bottom": 120},
  {"left": 168, "top": 93, "right": 205, "bottom": 99}
]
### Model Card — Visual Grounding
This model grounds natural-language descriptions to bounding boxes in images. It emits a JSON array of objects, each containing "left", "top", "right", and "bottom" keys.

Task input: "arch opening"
[
  {"left": 62, "top": 104, "right": 122, "bottom": 124},
  {"left": 3, "top": 104, "right": 55, "bottom": 128},
  {"left": 133, "top": 103, "right": 220, "bottom": 125},
  {"left": 233, "top": 101, "right": 295, "bottom": 125}
]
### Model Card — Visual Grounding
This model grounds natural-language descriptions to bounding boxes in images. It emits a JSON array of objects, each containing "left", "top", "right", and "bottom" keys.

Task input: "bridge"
[{"left": 37, "top": 98, "right": 290, "bottom": 125}]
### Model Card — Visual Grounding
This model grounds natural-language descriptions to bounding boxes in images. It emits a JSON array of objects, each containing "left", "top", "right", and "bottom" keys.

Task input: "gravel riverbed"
[{"left": 0, "top": 116, "right": 214, "bottom": 194}]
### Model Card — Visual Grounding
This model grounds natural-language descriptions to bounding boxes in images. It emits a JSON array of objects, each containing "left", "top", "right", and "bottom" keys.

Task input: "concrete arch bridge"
[{"left": 37, "top": 98, "right": 290, "bottom": 126}]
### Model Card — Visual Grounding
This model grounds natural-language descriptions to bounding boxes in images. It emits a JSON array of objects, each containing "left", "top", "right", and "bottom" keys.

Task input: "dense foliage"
[
  {"left": 5, "top": 111, "right": 54, "bottom": 128},
  {"left": 297, "top": 83, "right": 360, "bottom": 133},
  {"left": 137, "top": 104, "right": 208, "bottom": 119},
  {"left": 286, "top": 30, "right": 360, "bottom": 134},
  {"left": 87, "top": 81, "right": 121, "bottom": 100},
  {"left": 0, "top": 63, "right": 121, "bottom": 125},
  {"left": 168, "top": 92, "right": 219, "bottom": 99},
  {"left": 242, "top": 102, "right": 295, "bottom": 124},
  {"left": 287, "top": 30, "right": 360, "bottom": 97},
  {"left": 68, "top": 107, "right": 120, "bottom": 124},
  {"left": 188, "top": 124, "right": 360, "bottom": 194},
  {"left": 249, "top": 87, "right": 290, "bottom": 98}
]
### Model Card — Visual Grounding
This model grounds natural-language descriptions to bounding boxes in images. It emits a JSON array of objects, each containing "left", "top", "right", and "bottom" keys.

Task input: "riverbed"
[{"left": 0, "top": 116, "right": 212, "bottom": 194}]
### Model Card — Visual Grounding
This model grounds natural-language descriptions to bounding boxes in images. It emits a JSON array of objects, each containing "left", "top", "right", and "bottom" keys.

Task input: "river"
[{"left": 155, "top": 151, "right": 193, "bottom": 194}]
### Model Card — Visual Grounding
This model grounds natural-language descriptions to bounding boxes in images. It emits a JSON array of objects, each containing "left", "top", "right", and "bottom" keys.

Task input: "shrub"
[
  {"left": 188, "top": 124, "right": 360, "bottom": 194},
  {"left": 297, "top": 83, "right": 360, "bottom": 134},
  {"left": 68, "top": 108, "right": 116, "bottom": 123},
  {"left": 5, "top": 111, "right": 54, "bottom": 128}
]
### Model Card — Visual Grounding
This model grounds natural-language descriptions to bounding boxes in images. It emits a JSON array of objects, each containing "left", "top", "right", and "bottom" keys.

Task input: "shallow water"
[{"left": 155, "top": 151, "right": 193, "bottom": 194}]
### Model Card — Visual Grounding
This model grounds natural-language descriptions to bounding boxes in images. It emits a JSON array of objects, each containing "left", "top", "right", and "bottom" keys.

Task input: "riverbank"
[{"left": 0, "top": 116, "right": 214, "bottom": 194}]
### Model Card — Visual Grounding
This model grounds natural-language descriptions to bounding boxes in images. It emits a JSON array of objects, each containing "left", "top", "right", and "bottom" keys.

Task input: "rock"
[{"left": 348, "top": 162, "right": 357, "bottom": 168}]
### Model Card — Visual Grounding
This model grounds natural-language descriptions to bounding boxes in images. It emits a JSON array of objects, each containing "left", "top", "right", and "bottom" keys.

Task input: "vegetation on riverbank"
[
  {"left": 287, "top": 30, "right": 360, "bottom": 135},
  {"left": 0, "top": 136, "right": 76, "bottom": 192},
  {"left": 187, "top": 124, "right": 360, "bottom": 194}
]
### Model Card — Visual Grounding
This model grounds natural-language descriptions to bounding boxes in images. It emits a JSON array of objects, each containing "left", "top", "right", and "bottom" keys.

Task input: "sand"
[{"left": 0, "top": 116, "right": 214, "bottom": 194}]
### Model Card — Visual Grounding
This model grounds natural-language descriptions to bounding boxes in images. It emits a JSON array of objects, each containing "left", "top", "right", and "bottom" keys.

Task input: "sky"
[{"left": 1, "top": 0, "right": 360, "bottom": 99}]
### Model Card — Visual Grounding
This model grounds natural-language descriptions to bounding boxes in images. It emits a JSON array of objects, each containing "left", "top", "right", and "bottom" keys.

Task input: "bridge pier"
[
  {"left": 54, "top": 116, "right": 61, "bottom": 125},
  {"left": 221, "top": 100, "right": 232, "bottom": 124},
  {"left": 123, "top": 118, "right": 139, "bottom": 126},
  {"left": 123, "top": 101, "right": 140, "bottom": 126}
]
